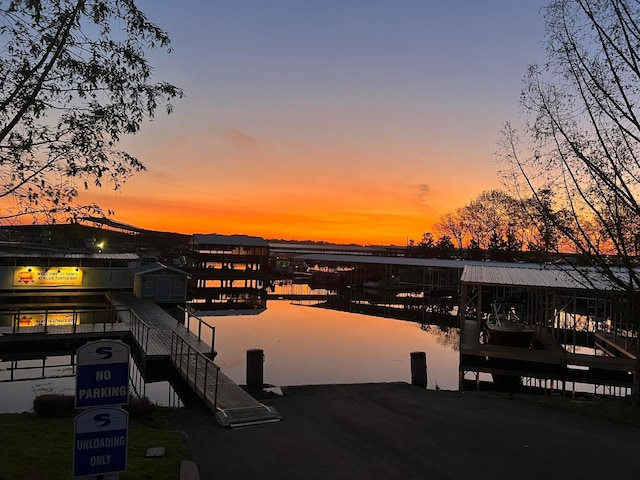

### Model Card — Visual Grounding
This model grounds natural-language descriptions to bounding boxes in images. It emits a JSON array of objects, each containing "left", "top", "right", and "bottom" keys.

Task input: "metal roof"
[
  {"left": 269, "top": 243, "right": 380, "bottom": 255},
  {"left": 296, "top": 253, "right": 542, "bottom": 270},
  {"left": 190, "top": 234, "right": 269, "bottom": 247},
  {"left": 297, "top": 253, "right": 625, "bottom": 292},
  {"left": 0, "top": 251, "right": 139, "bottom": 260},
  {"left": 132, "top": 262, "right": 190, "bottom": 276},
  {"left": 460, "top": 264, "right": 621, "bottom": 291}
]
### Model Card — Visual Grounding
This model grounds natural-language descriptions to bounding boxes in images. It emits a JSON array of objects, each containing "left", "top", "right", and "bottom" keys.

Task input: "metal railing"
[
  {"left": 126, "top": 309, "right": 151, "bottom": 360},
  {"left": 177, "top": 305, "right": 215, "bottom": 355},
  {"left": 170, "top": 331, "right": 219, "bottom": 411}
]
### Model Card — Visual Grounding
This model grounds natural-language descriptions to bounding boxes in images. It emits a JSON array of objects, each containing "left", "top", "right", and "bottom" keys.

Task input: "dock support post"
[
  {"left": 410, "top": 351, "right": 427, "bottom": 388},
  {"left": 246, "top": 349, "right": 264, "bottom": 387}
]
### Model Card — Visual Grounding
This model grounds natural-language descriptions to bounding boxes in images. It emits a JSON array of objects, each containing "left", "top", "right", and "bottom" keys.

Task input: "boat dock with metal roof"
[{"left": 295, "top": 253, "right": 638, "bottom": 395}]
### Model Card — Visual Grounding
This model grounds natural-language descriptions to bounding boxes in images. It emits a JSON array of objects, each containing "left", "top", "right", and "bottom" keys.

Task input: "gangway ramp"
[
  {"left": 170, "top": 332, "right": 281, "bottom": 428},
  {"left": 107, "top": 292, "right": 281, "bottom": 427}
]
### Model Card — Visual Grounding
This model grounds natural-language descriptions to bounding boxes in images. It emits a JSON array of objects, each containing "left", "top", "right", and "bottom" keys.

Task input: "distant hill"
[{"left": 1, "top": 222, "right": 190, "bottom": 253}]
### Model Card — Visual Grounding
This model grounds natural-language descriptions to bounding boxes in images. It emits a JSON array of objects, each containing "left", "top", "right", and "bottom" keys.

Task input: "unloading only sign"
[
  {"left": 74, "top": 339, "right": 131, "bottom": 478},
  {"left": 75, "top": 339, "right": 130, "bottom": 408},
  {"left": 73, "top": 407, "right": 128, "bottom": 477}
]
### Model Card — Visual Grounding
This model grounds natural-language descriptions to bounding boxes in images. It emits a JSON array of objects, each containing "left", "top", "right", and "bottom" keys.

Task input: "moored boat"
[{"left": 485, "top": 299, "right": 536, "bottom": 348}]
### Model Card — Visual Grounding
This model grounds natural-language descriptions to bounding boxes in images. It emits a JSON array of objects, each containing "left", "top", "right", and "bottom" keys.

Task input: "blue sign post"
[
  {"left": 74, "top": 339, "right": 130, "bottom": 478},
  {"left": 73, "top": 407, "right": 128, "bottom": 478},
  {"left": 76, "top": 340, "right": 130, "bottom": 409}
]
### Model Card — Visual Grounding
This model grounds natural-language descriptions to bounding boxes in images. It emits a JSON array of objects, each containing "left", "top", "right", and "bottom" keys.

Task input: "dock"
[
  {"left": 0, "top": 293, "right": 280, "bottom": 427},
  {"left": 459, "top": 319, "right": 636, "bottom": 394},
  {"left": 107, "top": 292, "right": 281, "bottom": 427}
]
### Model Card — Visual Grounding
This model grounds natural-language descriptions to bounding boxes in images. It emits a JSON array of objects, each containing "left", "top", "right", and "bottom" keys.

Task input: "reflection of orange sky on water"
[{"left": 199, "top": 301, "right": 459, "bottom": 389}]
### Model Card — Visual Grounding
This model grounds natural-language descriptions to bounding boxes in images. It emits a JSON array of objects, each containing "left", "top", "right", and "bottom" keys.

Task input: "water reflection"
[
  {"left": 200, "top": 300, "right": 460, "bottom": 390},
  {"left": 0, "top": 282, "right": 461, "bottom": 412},
  {"left": 0, "top": 352, "right": 182, "bottom": 413}
]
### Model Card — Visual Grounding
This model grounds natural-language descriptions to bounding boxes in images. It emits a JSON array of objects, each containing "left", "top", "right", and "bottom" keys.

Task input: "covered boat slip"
[{"left": 459, "top": 264, "right": 638, "bottom": 394}]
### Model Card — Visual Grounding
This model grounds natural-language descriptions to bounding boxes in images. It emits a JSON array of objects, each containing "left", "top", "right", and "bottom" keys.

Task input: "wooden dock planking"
[
  {"left": 460, "top": 318, "right": 636, "bottom": 390},
  {"left": 169, "top": 333, "right": 280, "bottom": 427},
  {"left": 107, "top": 292, "right": 212, "bottom": 360},
  {"left": 108, "top": 292, "right": 280, "bottom": 425},
  {"left": 170, "top": 344, "right": 260, "bottom": 409}
]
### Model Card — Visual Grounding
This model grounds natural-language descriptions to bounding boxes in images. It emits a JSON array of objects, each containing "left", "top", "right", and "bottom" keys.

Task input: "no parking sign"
[
  {"left": 76, "top": 339, "right": 130, "bottom": 408},
  {"left": 74, "top": 339, "right": 130, "bottom": 478}
]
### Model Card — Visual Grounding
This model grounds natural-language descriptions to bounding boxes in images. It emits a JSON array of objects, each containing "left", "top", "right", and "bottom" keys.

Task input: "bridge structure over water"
[{"left": 0, "top": 293, "right": 281, "bottom": 428}]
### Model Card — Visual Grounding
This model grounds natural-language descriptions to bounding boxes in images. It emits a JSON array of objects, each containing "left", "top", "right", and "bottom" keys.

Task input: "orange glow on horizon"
[{"left": 83, "top": 171, "right": 495, "bottom": 245}]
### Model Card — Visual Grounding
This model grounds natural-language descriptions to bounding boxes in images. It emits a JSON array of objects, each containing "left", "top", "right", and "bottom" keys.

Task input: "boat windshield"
[{"left": 491, "top": 302, "right": 525, "bottom": 323}]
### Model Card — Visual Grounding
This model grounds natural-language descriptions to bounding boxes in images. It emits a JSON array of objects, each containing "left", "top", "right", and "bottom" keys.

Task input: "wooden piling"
[
  {"left": 246, "top": 349, "right": 264, "bottom": 387},
  {"left": 410, "top": 351, "right": 427, "bottom": 388}
]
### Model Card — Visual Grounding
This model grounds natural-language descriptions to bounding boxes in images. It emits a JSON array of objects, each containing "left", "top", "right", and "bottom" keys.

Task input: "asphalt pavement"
[{"left": 171, "top": 383, "right": 640, "bottom": 480}]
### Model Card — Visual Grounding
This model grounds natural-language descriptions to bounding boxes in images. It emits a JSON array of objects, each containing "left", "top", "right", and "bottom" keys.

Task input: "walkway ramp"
[
  {"left": 107, "top": 293, "right": 280, "bottom": 427},
  {"left": 107, "top": 292, "right": 214, "bottom": 360},
  {"left": 170, "top": 331, "right": 281, "bottom": 428}
]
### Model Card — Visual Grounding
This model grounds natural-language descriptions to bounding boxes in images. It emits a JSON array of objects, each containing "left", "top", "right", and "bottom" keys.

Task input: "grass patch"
[
  {"left": 0, "top": 408, "right": 189, "bottom": 480},
  {"left": 510, "top": 393, "right": 640, "bottom": 429}
]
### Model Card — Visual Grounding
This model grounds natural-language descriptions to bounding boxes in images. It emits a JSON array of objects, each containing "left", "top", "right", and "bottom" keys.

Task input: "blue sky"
[{"left": 100, "top": 1, "right": 550, "bottom": 244}]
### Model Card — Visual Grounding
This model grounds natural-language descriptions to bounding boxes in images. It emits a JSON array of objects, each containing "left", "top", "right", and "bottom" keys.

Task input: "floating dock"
[
  {"left": 0, "top": 293, "right": 281, "bottom": 428},
  {"left": 459, "top": 319, "right": 636, "bottom": 394}
]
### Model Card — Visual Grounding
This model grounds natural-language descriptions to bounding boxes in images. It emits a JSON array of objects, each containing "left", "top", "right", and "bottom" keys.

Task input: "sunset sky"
[{"left": 87, "top": 1, "right": 549, "bottom": 245}]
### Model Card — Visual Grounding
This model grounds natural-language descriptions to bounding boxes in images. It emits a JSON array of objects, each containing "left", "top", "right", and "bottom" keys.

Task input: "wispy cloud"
[
  {"left": 221, "top": 127, "right": 271, "bottom": 153},
  {"left": 415, "top": 183, "right": 430, "bottom": 203}
]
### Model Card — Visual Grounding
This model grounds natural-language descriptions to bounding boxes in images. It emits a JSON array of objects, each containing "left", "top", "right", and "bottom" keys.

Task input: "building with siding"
[{"left": 132, "top": 262, "right": 189, "bottom": 303}]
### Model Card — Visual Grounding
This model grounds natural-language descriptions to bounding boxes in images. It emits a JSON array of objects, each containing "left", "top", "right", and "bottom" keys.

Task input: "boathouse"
[
  {"left": 185, "top": 234, "right": 270, "bottom": 312},
  {"left": 458, "top": 263, "right": 637, "bottom": 394}
]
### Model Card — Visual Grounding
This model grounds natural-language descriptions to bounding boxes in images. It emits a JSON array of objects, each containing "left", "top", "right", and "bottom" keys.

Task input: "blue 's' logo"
[
  {"left": 95, "top": 346, "right": 113, "bottom": 360},
  {"left": 94, "top": 413, "right": 111, "bottom": 428}
]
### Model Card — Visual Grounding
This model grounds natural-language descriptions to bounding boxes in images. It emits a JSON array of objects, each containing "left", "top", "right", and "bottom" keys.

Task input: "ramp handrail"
[
  {"left": 177, "top": 305, "right": 215, "bottom": 355},
  {"left": 126, "top": 309, "right": 151, "bottom": 361},
  {"left": 170, "top": 331, "right": 219, "bottom": 411}
]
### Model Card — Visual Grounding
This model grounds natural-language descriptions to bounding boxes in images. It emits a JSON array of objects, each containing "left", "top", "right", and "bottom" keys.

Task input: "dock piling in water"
[
  {"left": 246, "top": 349, "right": 265, "bottom": 387},
  {"left": 410, "top": 351, "right": 427, "bottom": 388}
]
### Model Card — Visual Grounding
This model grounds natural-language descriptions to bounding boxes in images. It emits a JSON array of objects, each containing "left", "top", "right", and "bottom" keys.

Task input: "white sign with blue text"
[
  {"left": 73, "top": 406, "right": 128, "bottom": 477},
  {"left": 76, "top": 339, "right": 130, "bottom": 409}
]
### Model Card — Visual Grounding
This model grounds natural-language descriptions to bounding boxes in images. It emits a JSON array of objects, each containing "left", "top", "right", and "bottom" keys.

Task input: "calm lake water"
[
  {"left": 0, "top": 298, "right": 460, "bottom": 413},
  {"left": 198, "top": 300, "right": 460, "bottom": 389},
  {"left": 0, "top": 353, "right": 182, "bottom": 414}
]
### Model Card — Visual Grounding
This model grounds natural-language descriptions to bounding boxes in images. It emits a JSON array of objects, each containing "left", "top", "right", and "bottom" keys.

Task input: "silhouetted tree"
[
  {"left": 499, "top": 0, "right": 640, "bottom": 402},
  {"left": 0, "top": 0, "right": 183, "bottom": 223},
  {"left": 435, "top": 209, "right": 465, "bottom": 252},
  {"left": 435, "top": 235, "right": 455, "bottom": 258}
]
